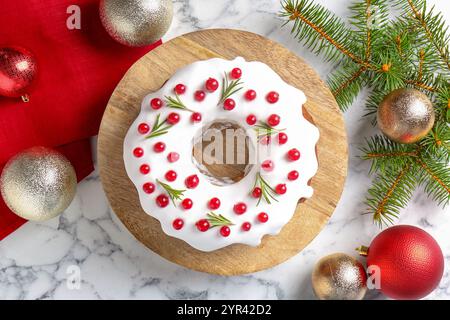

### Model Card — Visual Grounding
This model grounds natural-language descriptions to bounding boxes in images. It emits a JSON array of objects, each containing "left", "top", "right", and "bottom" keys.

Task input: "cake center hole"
[{"left": 192, "top": 119, "right": 255, "bottom": 186}]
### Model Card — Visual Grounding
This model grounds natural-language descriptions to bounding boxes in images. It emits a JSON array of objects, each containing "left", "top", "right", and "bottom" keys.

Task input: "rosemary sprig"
[
  {"left": 206, "top": 212, "right": 234, "bottom": 228},
  {"left": 254, "top": 172, "right": 279, "bottom": 206},
  {"left": 254, "top": 121, "right": 286, "bottom": 142},
  {"left": 164, "top": 94, "right": 194, "bottom": 112},
  {"left": 145, "top": 114, "right": 173, "bottom": 139},
  {"left": 156, "top": 179, "right": 186, "bottom": 206},
  {"left": 218, "top": 72, "right": 244, "bottom": 104}
]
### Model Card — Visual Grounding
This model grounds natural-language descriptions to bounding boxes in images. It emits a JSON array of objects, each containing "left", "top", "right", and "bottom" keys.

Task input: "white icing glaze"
[{"left": 123, "top": 57, "right": 319, "bottom": 252}]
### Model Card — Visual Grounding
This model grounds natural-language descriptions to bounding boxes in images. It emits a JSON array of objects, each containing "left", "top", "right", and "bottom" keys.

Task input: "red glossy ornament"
[
  {"left": 181, "top": 198, "right": 193, "bottom": 210},
  {"left": 0, "top": 46, "right": 38, "bottom": 101},
  {"left": 220, "top": 226, "right": 231, "bottom": 237},
  {"left": 364, "top": 225, "right": 444, "bottom": 300}
]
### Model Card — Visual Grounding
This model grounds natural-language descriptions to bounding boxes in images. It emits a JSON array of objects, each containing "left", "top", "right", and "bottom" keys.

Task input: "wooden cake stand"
[{"left": 98, "top": 29, "right": 348, "bottom": 275}]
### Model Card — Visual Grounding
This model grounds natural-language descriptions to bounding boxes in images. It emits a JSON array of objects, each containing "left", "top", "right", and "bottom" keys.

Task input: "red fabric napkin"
[{"left": 0, "top": 0, "right": 162, "bottom": 240}]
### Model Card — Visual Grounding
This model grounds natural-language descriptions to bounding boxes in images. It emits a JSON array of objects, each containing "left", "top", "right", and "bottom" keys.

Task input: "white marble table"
[{"left": 0, "top": 0, "right": 449, "bottom": 300}]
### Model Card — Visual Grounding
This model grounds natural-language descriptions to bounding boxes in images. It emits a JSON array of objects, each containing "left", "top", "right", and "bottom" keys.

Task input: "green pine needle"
[
  {"left": 165, "top": 94, "right": 194, "bottom": 112},
  {"left": 145, "top": 114, "right": 173, "bottom": 139},
  {"left": 206, "top": 212, "right": 234, "bottom": 228},
  {"left": 219, "top": 72, "right": 244, "bottom": 105},
  {"left": 156, "top": 179, "right": 186, "bottom": 206},
  {"left": 253, "top": 121, "right": 286, "bottom": 142},
  {"left": 254, "top": 172, "right": 279, "bottom": 206}
]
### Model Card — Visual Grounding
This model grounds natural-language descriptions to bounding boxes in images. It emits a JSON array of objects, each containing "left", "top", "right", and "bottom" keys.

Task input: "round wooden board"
[{"left": 98, "top": 29, "right": 348, "bottom": 276}]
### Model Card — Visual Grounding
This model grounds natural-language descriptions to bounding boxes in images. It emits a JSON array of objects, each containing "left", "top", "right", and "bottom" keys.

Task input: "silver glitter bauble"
[
  {"left": 99, "top": 0, "right": 173, "bottom": 47},
  {"left": 312, "top": 253, "right": 367, "bottom": 300},
  {"left": 377, "top": 88, "right": 435, "bottom": 144},
  {"left": 0, "top": 147, "right": 77, "bottom": 221}
]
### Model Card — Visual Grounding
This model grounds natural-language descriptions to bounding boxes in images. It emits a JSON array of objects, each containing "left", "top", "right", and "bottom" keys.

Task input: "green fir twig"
[
  {"left": 254, "top": 172, "right": 279, "bottom": 206},
  {"left": 206, "top": 212, "right": 234, "bottom": 228},
  {"left": 156, "top": 179, "right": 186, "bottom": 206},
  {"left": 219, "top": 72, "right": 244, "bottom": 105},
  {"left": 165, "top": 94, "right": 194, "bottom": 112},
  {"left": 145, "top": 114, "right": 172, "bottom": 139}
]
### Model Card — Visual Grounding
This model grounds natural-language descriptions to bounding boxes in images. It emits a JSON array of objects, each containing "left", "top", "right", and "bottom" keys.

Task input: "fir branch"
[
  {"left": 253, "top": 121, "right": 286, "bottom": 142},
  {"left": 219, "top": 72, "right": 243, "bottom": 105},
  {"left": 367, "top": 163, "right": 417, "bottom": 227},
  {"left": 254, "top": 172, "right": 279, "bottom": 206},
  {"left": 329, "top": 65, "right": 367, "bottom": 110},
  {"left": 206, "top": 212, "right": 234, "bottom": 228},
  {"left": 416, "top": 157, "right": 450, "bottom": 206},
  {"left": 164, "top": 94, "right": 194, "bottom": 112},
  {"left": 361, "top": 135, "right": 418, "bottom": 173},
  {"left": 419, "top": 122, "right": 450, "bottom": 161},
  {"left": 156, "top": 179, "right": 186, "bottom": 206},
  {"left": 145, "top": 114, "right": 172, "bottom": 139}
]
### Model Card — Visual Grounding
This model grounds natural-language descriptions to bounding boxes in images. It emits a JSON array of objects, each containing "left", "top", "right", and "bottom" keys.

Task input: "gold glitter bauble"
[
  {"left": 312, "top": 253, "right": 367, "bottom": 300},
  {"left": 377, "top": 88, "right": 435, "bottom": 144},
  {"left": 0, "top": 147, "right": 77, "bottom": 221},
  {"left": 99, "top": 0, "right": 173, "bottom": 47}
]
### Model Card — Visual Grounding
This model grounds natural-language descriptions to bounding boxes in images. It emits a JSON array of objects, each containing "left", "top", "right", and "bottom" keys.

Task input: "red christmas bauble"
[
  {"left": 0, "top": 46, "right": 38, "bottom": 99},
  {"left": 366, "top": 225, "right": 444, "bottom": 300}
]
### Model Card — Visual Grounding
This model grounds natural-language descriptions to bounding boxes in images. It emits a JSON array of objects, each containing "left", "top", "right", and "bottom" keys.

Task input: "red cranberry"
[
  {"left": 205, "top": 78, "right": 219, "bottom": 92},
  {"left": 266, "top": 91, "right": 279, "bottom": 103},
  {"left": 288, "top": 170, "right": 299, "bottom": 181},
  {"left": 196, "top": 219, "right": 210, "bottom": 232},
  {"left": 167, "top": 152, "right": 180, "bottom": 163},
  {"left": 181, "top": 198, "right": 193, "bottom": 210},
  {"left": 172, "top": 218, "right": 184, "bottom": 230},
  {"left": 220, "top": 226, "right": 231, "bottom": 237},
  {"left": 246, "top": 114, "right": 257, "bottom": 125},
  {"left": 260, "top": 136, "right": 271, "bottom": 145},
  {"left": 278, "top": 132, "right": 288, "bottom": 145},
  {"left": 150, "top": 98, "right": 163, "bottom": 110},
  {"left": 230, "top": 68, "right": 242, "bottom": 79},
  {"left": 194, "top": 90, "right": 206, "bottom": 101},
  {"left": 156, "top": 194, "right": 169, "bottom": 207},
  {"left": 233, "top": 202, "right": 247, "bottom": 215},
  {"left": 258, "top": 212, "right": 269, "bottom": 223},
  {"left": 242, "top": 222, "right": 252, "bottom": 231},
  {"left": 252, "top": 187, "right": 262, "bottom": 198},
  {"left": 287, "top": 148, "right": 301, "bottom": 161},
  {"left": 275, "top": 183, "right": 287, "bottom": 195},
  {"left": 167, "top": 112, "right": 180, "bottom": 125},
  {"left": 223, "top": 98, "right": 236, "bottom": 110},
  {"left": 140, "top": 164, "right": 150, "bottom": 175},
  {"left": 245, "top": 89, "right": 256, "bottom": 101},
  {"left": 191, "top": 112, "right": 202, "bottom": 123},
  {"left": 165, "top": 170, "right": 177, "bottom": 182},
  {"left": 174, "top": 83, "right": 186, "bottom": 95},
  {"left": 185, "top": 174, "right": 199, "bottom": 189},
  {"left": 208, "top": 197, "right": 221, "bottom": 210},
  {"left": 267, "top": 114, "right": 280, "bottom": 127},
  {"left": 138, "top": 123, "right": 150, "bottom": 134},
  {"left": 261, "top": 160, "right": 274, "bottom": 172},
  {"left": 153, "top": 142, "right": 166, "bottom": 153},
  {"left": 142, "top": 182, "right": 155, "bottom": 194},
  {"left": 133, "top": 147, "right": 144, "bottom": 158}
]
